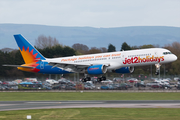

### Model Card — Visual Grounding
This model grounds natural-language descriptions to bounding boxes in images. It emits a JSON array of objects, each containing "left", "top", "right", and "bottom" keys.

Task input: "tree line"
[{"left": 0, "top": 35, "right": 179, "bottom": 79}]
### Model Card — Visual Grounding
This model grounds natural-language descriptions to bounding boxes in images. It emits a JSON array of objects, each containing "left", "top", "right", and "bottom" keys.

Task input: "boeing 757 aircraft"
[{"left": 3, "top": 34, "right": 177, "bottom": 81}]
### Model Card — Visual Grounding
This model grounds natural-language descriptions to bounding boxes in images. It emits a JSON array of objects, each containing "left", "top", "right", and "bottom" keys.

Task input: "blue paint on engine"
[
  {"left": 115, "top": 67, "right": 131, "bottom": 73},
  {"left": 87, "top": 65, "right": 104, "bottom": 75}
]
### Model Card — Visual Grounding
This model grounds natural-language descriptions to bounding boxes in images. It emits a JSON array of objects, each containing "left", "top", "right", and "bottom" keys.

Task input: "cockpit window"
[{"left": 163, "top": 52, "right": 172, "bottom": 55}]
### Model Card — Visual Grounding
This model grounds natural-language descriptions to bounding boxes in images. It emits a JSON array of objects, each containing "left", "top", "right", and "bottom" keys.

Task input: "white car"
[
  {"left": 86, "top": 81, "right": 93, "bottom": 84},
  {"left": 174, "top": 77, "right": 180, "bottom": 81},
  {"left": 160, "top": 81, "right": 169, "bottom": 85},
  {"left": 46, "top": 79, "right": 58, "bottom": 85},
  {"left": 146, "top": 82, "right": 160, "bottom": 86},
  {"left": 101, "top": 79, "right": 113, "bottom": 83}
]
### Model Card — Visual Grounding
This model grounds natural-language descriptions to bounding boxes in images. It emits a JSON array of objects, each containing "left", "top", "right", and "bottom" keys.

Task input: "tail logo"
[
  {"left": 18, "top": 46, "right": 40, "bottom": 73},
  {"left": 20, "top": 46, "right": 40, "bottom": 64}
]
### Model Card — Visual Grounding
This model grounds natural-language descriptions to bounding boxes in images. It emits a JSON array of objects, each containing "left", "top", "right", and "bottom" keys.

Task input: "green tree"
[
  {"left": 131, "top": 44, "right": 155, "bottom": 49},
  {"left": 108, "top": 44, "right": 116, "bottom": 52},
  {"left": 62, "top": 46, "right": 76, "bottom": 57},
  {"left": 140, "top": 44, "right": 155, "bottom": 49},
  {"left": 121, "top": 42, "right": 131, "bottom": 51}
]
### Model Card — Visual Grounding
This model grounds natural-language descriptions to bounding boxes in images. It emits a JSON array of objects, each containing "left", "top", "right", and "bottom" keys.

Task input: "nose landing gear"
[{"left": 155, "top": 63, "right": 161, "bottom": 75}]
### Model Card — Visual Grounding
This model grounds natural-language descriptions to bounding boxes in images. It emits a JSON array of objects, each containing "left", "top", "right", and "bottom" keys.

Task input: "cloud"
[{"left": 0, "top": 0, "right": 180, "bottom": 28}]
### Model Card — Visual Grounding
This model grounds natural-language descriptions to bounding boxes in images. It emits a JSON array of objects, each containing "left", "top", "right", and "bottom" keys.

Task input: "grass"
[
  {"left": 0, "top": 108, "right": 180, "bottom": 120},
  {"left": 0, "top": 92, "right": 180, "bottom": 120},
  {"left": 0, "top": 92, "right": 180, "bottom": 101}
]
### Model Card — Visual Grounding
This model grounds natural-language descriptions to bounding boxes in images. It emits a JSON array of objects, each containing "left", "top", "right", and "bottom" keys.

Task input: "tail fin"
[{"left": 14, "top": 34, "right": 46, "bottom": 64}]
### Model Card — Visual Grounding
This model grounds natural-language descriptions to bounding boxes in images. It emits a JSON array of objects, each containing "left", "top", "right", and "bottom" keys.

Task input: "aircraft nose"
[{"left": 173, "top": 54, "right": 177, "bottom": 61}]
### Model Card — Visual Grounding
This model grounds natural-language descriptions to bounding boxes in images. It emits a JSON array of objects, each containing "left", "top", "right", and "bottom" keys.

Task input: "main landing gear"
[
  {"left": 155, "top": 63, "right": 161, "bottom": 75},
  {"left": 82, "top": 74, "right": 106, "bottom": 83},
  {"left": 82, "top": 74, "right": 91, "bottom": 82}
]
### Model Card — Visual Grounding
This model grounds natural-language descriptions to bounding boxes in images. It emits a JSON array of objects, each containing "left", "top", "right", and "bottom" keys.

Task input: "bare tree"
[
  {"left": 164, "top": 42, "right": 180, "bottom": 75},
  {"left": 72, "top": 43, "right": 89, "bottom": 54},
  {"left": 164, "top": 42, "right": 180, "bottom": 56},
  {"left": 87, "top": 47, "right": 102, "bottom": 54},
  {"left": 100, "top": 47, "right": 107, "bottom": 53},
  {"left": 35, "top": 35, "right": 59, "bottom": 49}
]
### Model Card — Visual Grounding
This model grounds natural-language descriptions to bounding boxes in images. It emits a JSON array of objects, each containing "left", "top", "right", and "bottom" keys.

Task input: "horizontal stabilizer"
[{"left": 2, "top": 65, "right": 35, "bottom": 69}]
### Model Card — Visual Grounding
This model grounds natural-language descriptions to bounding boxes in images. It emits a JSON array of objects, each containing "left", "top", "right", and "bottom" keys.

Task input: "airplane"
[{"left": 3, "top": 34, "right": 177, "bottom": 82}]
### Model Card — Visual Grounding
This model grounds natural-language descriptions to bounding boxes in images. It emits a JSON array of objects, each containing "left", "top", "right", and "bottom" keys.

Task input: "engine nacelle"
[
  {"left": 86, "top": 64, "right": 107, "bottom": 75},
  {"left": 114, "top": 67, "right": 134, "bottom": 73}
]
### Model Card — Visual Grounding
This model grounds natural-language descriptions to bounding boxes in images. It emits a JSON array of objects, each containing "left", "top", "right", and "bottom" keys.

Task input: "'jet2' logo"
[{"left": 123, "top": 55, "right": 164, "bottom": 64}]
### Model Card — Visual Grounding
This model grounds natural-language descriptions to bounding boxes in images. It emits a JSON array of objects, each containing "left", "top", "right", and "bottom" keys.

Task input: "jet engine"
[
  {"left": 86, "top": 64, "right": 107, "bottom": 75},
  {"left": 114, "top": 66, "right": 134, "bottom": 73}
]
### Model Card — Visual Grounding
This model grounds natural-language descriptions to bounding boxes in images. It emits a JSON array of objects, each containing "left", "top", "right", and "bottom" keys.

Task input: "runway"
[{"left": 0, "top": 100, "right": 180, "bottom": 111}]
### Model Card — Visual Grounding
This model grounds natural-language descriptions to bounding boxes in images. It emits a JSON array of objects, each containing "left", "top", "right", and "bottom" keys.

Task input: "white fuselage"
[{"left": 44, "top": 48, "right": 177, "bottom": 72}]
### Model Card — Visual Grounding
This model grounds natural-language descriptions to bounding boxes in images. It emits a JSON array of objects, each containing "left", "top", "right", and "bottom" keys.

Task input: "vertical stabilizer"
[{"left": 14, "top": 34, "right": 46, "bottom": 64}]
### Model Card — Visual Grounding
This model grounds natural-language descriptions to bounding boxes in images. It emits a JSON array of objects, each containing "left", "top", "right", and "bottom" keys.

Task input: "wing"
[
  {"left": 44, "top": 59, "right": 110, "bottom": 73},
  {"left": 48, "top": 62, "right": 90, "bottom": 73}
]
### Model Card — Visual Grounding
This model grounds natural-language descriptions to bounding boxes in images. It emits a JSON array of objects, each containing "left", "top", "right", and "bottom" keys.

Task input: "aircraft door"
[
  {"left": 154, "top": 51, "right": 158, "bottom": 63},
  {"left": 121, "top": 52, "right": 126, "bottom": 64}
]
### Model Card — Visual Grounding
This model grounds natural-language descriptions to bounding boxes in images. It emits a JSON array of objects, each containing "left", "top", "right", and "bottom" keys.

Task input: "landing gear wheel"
[
  {"left": 101, "top": 76, "right": 106, "bottom": 80},
  {"left": 155, "top": 63, "right": 161, "bottom": 76},
  {"left": 155, "top": 72, "right": 159, "bottom": 75}
]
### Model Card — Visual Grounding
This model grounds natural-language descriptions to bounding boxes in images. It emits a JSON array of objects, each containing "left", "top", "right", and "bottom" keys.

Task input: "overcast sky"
[{"left": 0, "top": 0, "right": 180, "bottom": 28}]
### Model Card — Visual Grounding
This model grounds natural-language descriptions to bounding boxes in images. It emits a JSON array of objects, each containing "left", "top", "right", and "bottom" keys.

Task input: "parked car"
[
  {"left": 84, "top": 85, "right": 92, "bottom": 90},
  {"left": 58, "top": 78, "right": 71, "bottom": 84},
  {"left": 0, "top": 85, "right": 6, "bottom": 90},
  {"left": 52, "top": 85, "right": 61, "bottom": 90},
  {"left": 134, "top": 83, "right": 146, "bottom": 87},
  {"left": 169, "top": 83, "right": 177, "bottom": 87},
  {"left": 43, "top": 85, "right": 52, "bottom": 90},
  {"left": 9, "top": 85, "right": 18, "bottom": 90},
  {"left": 84, "top": 83, "right": 96, "bottom": 89},
  {"left": 127, "top": 78, "right": 138, "bottom": 83},
  {"left": 160, "top": 81, "right": 169, "bottom": 85},
  {"left": 46, "top": 79, "right": 58, "bottom": 85},
  {"left": 109, "top": 84, "right": 119, "bottom": 89},
  {"left": 107, "top": 84, "right": 115, "bottom": 90},
  {"left": 151, "top": 84, "right": 162, "bottom": 88},
  {"left": 117, "top": 83, "right": 128, "bottom": 90},
  {"left": 146, "top": 82, "right": 159, "bottom": 86},
  {"left": 165, "top": 78, "right": 172, "bottom": 81},
  {"left": 177, "top": 84, "right": 180, "bottom": 90},
  {"left": 113, "top": 77, "right": 123, "bottom": 82},
  {"left": 101, "top": 79, "right": 113, "bottom": 84},
  {"left": 2, "top": 81, "right": 9, "bottom": 85},
  {"left": 42, "top": 81, "right": 52, "bottom": 87},
  {"left": 65, "top": 85, "right": 76, "bottom": 90},
  {"left": 32, "top": 81, "right": 42, "bottom": 85},
  {"left": 161, "top": 85, "right": 172, "bottom": 89},
  {"left": 86, "top": 81, "right": 93, "bottom": 84},
  {"left": 125, "top": 83, "right": 133, "bottom": 88},
  {"left": 100, "top": 85, "right": 109, "bottom": 90},
  {"left": 174, "top": 77, "right": 180, "bottom": 81}
]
